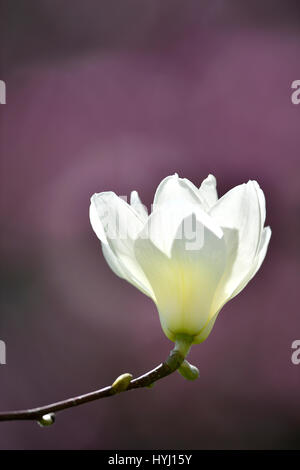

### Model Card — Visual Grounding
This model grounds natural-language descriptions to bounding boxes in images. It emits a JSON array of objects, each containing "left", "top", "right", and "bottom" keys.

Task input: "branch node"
[
  {"left": 37, "top": 413, "right": 56, "bottom": 427},
  {"left": 178, "top": 360, "right": 200, "bottom": 381},
  {"left": 111, "top": 373, "right": 133, "bottom": 393}
]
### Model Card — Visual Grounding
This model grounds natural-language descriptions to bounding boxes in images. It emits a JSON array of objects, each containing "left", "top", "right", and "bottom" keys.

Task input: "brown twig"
[{"left": 0, "top": 338, "right": 191, "bottom": 424}]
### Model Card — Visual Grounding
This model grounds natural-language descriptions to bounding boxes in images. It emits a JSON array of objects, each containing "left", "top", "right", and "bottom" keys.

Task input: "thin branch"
[{"left": 0, "top": 342, "right": 188, "bottom": 423}]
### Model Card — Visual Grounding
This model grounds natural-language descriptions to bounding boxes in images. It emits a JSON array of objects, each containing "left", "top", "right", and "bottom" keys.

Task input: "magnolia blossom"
[{"left": 90, "top": 174, "right": 271, "bottom": 344}]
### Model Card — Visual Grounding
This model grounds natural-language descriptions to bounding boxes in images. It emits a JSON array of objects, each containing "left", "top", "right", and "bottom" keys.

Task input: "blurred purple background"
[{"left": 0, "top": 0, "right": 300, "bottom": 449}]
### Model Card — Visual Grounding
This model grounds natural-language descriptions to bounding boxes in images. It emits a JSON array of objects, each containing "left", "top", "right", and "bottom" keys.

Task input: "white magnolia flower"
[{"left": 90, "top": 174, "right": 271, "bottom": 345}]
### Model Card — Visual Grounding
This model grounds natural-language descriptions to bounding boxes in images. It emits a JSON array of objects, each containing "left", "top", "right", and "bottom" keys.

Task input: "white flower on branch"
[{"left": 90, "top": 174, "right": 271, "bottom": 345}]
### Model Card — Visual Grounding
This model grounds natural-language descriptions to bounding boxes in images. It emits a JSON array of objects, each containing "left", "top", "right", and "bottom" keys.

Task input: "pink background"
[{"left": 0, "top": 0, "right": 300, "bottom": 449}]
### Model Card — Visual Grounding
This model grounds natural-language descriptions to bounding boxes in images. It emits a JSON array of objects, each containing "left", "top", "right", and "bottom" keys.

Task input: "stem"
[{"left": 0, "top": 336, "right": 193, "bottom": 423}]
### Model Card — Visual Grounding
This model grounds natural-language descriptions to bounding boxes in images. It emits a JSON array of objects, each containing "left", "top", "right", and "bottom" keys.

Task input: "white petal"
[
  {"left": 89, "top": 198, "right": 108, "bottom": 244},
  {"left": 210, "top": 180, "right": 264, "bottom": 301},
  {"left": 102, "top": 243, "right": 127, "bottom": 279},
  {"left": 140, "top": 199, "right": 223, "bottom": 258},
  {"left": 253, "top": 226, "right": 271, "bottom": 275},
  {"left": 199, "top": 174, "right": 218, "bottom": 209},
  {"left": 229, "top": 226, "right": 271, "bottom": 300},
  {"left": 134, "top": 214, "right": 227, "bottom": 341},
  {"left": 130, "top": 190, "right": 148, "bottom": 222},
  {"left": 90, "top": 192, "right": 153, "bottom": 297},
  {"left": 193, "top": 311, "right": 218, "bottom": 344},
  {"left": 153, "top": 174, "right": 209, "bottom": 211},
  {"left": 252, "top": 180, "right": 266, "bottom": 236}
]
